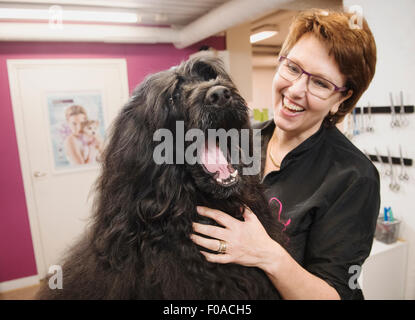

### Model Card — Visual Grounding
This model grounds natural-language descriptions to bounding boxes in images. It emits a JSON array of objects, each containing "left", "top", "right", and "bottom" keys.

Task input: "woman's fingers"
[
  {"left": 190, "top": 234, "right": 223, "bottom": 252},
  {"left": 192, "top": 222, "right": 227, "bottom": 240},
  {"left": 242, "top": 206, "right": 258, "bottom": 222},
  {"left": 196, "top": 206, "right": 239, "bottom": 229},
  {"left": 199, "top": 250, "right": 233, "bottom": 264},
  {"left": 190, "top": 231, "right": 234, "bottom": 264}
]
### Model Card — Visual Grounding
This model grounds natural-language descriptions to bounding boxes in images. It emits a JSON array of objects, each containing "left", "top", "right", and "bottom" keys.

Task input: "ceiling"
[
  {"left": 0, "top": 0, "right": 341, "bottom": 51},
  {"left": 0, "top": 0, "right": 232, "bottom": 26}
]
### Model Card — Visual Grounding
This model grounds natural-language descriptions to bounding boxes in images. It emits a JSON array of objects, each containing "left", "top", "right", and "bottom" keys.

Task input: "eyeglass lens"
[{"left": 279, "top": 58, "right": 336, "bottom": 99}]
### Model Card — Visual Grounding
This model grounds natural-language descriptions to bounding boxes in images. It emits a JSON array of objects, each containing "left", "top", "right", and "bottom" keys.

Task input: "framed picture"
[{"left": 46, "top": 91, "right": 106, "bottom": 173}]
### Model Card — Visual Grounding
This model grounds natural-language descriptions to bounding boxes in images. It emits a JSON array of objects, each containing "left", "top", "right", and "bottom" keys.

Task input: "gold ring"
[{"left": 217, "top": 240, "right": 227, "bottom": 254}]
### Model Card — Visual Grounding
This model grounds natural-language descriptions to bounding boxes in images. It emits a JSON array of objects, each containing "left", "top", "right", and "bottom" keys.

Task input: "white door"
[{"left": 7, "top": 59, "right": 129, "bottom": 279}]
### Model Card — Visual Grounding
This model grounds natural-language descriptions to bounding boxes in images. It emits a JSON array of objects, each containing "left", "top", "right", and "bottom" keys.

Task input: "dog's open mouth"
[{"left": 199, "top": 141, "right": 239, "bottom": 187}]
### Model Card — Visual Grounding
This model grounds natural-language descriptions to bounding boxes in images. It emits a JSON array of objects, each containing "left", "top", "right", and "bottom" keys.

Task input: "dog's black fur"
[{"left": 36, "top": 56, "right": 285, "bottom": 300}]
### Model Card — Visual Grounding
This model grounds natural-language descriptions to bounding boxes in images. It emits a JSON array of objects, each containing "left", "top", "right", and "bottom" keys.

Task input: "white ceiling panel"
[{"left": 0, "top": 0, "right": 231, "bottom": 26}]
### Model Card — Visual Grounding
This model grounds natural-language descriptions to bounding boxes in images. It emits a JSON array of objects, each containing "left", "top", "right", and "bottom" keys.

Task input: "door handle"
[{"left": 34, "top": 171, "right": 47, "bottom": 178}]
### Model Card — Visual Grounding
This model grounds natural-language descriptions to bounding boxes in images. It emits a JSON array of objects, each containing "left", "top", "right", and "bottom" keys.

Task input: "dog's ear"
[
  {"left": 192, "top": 59, "right": 218, "bottom": 81},
  {"left": 94, "top": 67, "right": 186, "bottom": 218},
  {"left": 100, "top": 69, "right": 183, "bottom": 180},
  {"left": 186, "top": 56, "right": 230, "bottom": 82},
  {"left": 130, "top": 69, "right": 184, "bottom": 132}
]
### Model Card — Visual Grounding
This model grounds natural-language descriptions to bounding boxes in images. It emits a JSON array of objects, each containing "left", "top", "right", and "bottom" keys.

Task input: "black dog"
[{"left": 36, "top": 56, "right": 285, "bottom": 299}]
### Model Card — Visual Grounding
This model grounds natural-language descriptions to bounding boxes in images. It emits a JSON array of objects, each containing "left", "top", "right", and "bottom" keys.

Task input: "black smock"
[{"left": 255, "top": 120, "right": 380, "bottom": 300}]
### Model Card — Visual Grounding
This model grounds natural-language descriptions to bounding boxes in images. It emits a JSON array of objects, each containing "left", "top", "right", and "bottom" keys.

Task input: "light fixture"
[
  {"left": 250, "top": 24, "right": 278, "bottom": 43},
  {"left": 0, "top": 8, "right": 138, "bottom": 23}
]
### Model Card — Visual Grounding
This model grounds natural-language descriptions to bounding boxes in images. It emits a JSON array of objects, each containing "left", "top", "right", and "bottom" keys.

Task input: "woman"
[
  {"left": 191, "top": 9, "right": 380, "bottom": 300},
  {"left": 64, "top": 105, "right": 88, "bottom": 164}
]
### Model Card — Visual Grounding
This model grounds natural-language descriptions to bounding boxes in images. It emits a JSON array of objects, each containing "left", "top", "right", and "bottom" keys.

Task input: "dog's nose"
[{"left": 206, "top": 86, "right": 231, "bottom": 106}]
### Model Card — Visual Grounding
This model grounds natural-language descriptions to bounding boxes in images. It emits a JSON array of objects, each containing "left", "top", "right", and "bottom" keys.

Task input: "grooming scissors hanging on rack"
[
  {"left": 389, "top": 92, "right": 400, "bottom": 127},
  {"left": 345, "top": 113, "right": 354, "bottom": 140},
  {"left": 399, "top": 91, "right": 409, "bottom": 126},
  {"left": 352, "top": 108, "right": 360, "bottom": 136},
  {"left": 375, "top": 147, "right": 389, "bottom": 177},
  {"left": 399, "top": 144, "right": 409, "bottom": 181},
  {"left": 387, "top": 147, "right": 400, "bottom": 192},
  {"left": 365, "top": 102, "right": 374, "bottom": 132},
  {"left": 359, "top": 105, "right": 365, "bottom": 133}
]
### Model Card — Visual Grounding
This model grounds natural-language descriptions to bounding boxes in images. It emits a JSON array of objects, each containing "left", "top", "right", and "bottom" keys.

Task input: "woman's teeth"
[{"left": 283, "top": 99, "right": 305, "bottom": 112}]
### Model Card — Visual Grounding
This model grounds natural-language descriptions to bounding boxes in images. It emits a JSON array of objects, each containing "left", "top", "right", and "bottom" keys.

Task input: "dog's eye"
[{"left": 193, "top": 61, "right": 217, "bottom": 81}]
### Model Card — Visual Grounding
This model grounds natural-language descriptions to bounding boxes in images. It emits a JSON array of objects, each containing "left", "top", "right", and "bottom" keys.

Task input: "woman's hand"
[
  {"left": 191, "top": 206, "right": 340, "bottom": 299},
  {"left": 191, "top": 206, "right": 285, "bottom": 271}
]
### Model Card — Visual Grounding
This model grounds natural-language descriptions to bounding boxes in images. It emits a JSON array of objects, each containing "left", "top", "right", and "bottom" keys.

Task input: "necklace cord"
[{"left": 268, "top": 134, "right": 281, "bottom": 168}]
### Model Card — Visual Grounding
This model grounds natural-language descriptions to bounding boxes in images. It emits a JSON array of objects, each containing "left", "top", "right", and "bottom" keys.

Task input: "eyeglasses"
[{"left": 277, "top": 56, "right": 348, "bottom": 99}]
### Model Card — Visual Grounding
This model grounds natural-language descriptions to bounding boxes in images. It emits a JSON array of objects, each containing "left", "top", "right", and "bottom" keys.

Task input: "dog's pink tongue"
[{"left": 201, "top": 143, "right": 231, "bottom": 180}]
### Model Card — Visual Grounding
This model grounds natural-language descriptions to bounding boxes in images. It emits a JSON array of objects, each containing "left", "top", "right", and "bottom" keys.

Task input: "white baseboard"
[{"left": 0, "top": 275, "right": 40, "bottom": 293}]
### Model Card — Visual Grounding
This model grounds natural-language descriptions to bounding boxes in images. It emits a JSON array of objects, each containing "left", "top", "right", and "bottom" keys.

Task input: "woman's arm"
[
  {"left": 191, "top": 206, "right": 340, "bottom": 300},
  {"left": 64, "top": 136, "right": 85, "bottom": 164},
  {"left": 260, "top": 243, "right": 340, "bottom": 300}
]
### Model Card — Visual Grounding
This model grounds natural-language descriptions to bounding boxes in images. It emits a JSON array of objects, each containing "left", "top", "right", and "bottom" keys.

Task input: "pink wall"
[{"left": 0, "top": 37, "right": 225, "bottom": 283}]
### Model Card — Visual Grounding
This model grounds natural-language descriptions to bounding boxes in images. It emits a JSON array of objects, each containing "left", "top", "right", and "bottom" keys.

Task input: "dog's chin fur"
[{"left": 36, "top": 56, "right": 286, "bottom": 300}]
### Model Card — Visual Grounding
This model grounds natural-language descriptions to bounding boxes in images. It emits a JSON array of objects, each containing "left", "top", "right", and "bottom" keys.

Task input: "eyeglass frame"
[{"left": 278, "top": 56, "right": 348, "bottom": 98}]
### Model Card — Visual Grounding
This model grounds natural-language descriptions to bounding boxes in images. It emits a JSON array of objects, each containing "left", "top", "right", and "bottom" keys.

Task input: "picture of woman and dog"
[
  {"left": 63, "top": 105, "right": 104, "bottom": 165},
  {"left": 47, "top": 94, "right": 105, "bottom": 171}
]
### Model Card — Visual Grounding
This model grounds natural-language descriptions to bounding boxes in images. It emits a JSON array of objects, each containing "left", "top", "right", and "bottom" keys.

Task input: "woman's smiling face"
[
  {"left": 272, "top": 33, "right": 351, "bottom": 139},
  {"left": 68, "top": 113, "right": 86, "bottom": 136}
]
